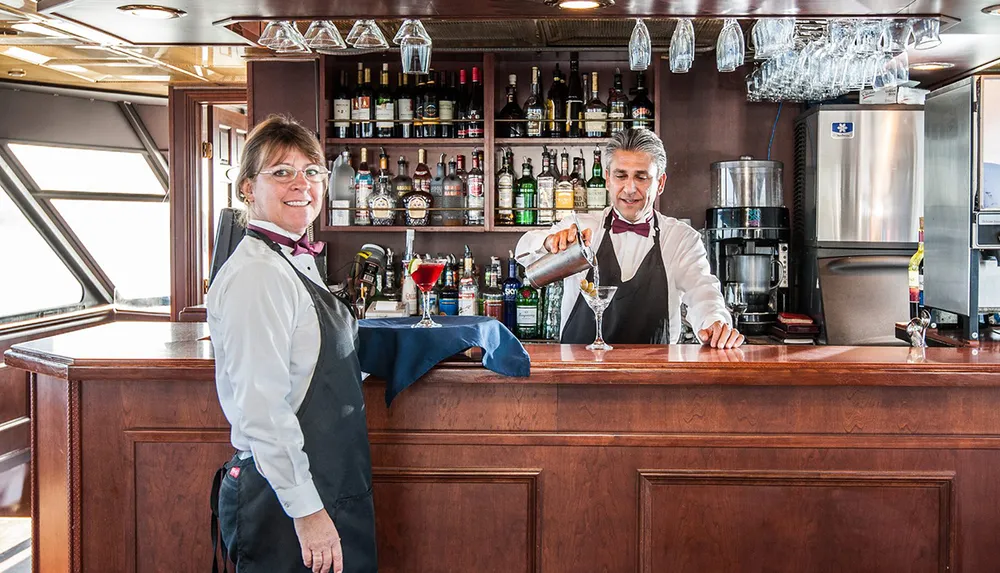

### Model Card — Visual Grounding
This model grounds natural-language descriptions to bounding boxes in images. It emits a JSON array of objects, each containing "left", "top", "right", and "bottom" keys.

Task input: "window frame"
[{"left": 0, "top": 138, "right": 170, "bottom": 325}]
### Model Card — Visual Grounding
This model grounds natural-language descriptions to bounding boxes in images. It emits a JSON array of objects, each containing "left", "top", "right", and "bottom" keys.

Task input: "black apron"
[
  {"left": 560, "top": 212, "right": 671, "bottom": 345},
  {"left": 211, "top": 230, "right": 377, "bottom": 573}
]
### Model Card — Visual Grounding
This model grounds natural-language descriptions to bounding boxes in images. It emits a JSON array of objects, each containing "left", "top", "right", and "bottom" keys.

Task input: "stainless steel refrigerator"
[{"left": 793, "top": 105, "right": 923, "bottom": 345}]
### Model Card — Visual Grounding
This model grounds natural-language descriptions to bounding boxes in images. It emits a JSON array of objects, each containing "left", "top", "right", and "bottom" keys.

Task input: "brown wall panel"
[
  {"left": 248, "top": 60, "right": 320, "bottom": 133},
  {"left": 34, "top": 374, "right": 71, "bottom": 573}
]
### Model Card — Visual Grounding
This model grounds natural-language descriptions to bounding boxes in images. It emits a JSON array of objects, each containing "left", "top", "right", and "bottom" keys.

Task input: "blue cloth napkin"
[{"left": 357, "top": 316, "right": 531, "bottom": 405}]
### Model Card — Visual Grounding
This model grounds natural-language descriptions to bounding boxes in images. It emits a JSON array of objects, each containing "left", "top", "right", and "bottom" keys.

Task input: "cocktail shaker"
[{"left": 523, "top": 225, "right": 595, "bottom": 288}]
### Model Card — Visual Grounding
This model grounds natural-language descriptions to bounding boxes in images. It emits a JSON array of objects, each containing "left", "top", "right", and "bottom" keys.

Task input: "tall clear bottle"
[
  {"left": 429, "top": 153, "right": 446, "bottom": 226},
  {"left": 466, "top": 150, "right": 485, "bottom": 226},
  {"left": 458, "top": 246, "right": 479, "bottom": 316},
  {"left": 536, "top": 148, "right": 556, "bottom": 225},
  {"left": 565, "top": 53, "right": 584, "bottom": 138},
  {"left": 515, "top": 158, "right": 537, "bottom": 226},
  {"left": 496, "top": 150, "right": 516, "bottom": 225},
  {"left": 329, "top": 149, "right": 354, "bottom": 226},
  {"left": 524, "top": 66, "right": 545, "bottom": 138},
  {"left": 543, "top": 280, "right": 564, "bottom": 340},
  {"left": 555, "top": 150, "right": 575, "bottom": 221},
  {"left": 586, "top": 148, "right": 607, "bottom": 213},
  {"left": 584, "top": 71, "right": 608, "bottom": 138},
  {"left": 353, "top": 147, "right": 373, "bottom": 225},
  {"left": 401, "top": 231, "right": 418, "bottom": 316},
  {"left": 442, "top": 158, "right": 466, "bottom": 226}
]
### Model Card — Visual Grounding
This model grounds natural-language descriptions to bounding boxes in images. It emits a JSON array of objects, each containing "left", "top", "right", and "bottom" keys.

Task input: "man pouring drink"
[{"left": 516, "top": 129, "right": 744, "bottom": 349}]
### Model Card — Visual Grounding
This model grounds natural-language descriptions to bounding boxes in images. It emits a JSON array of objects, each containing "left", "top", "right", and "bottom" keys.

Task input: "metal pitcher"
[{"left": 523, "top": 227, "right": 596, "bottom": 288}]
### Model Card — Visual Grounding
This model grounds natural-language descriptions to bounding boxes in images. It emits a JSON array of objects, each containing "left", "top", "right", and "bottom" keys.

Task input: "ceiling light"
[
  {"left": 982, "top": 4, "right": 1000, "bottom": 15},
  {"left": 7, "top": 68, "right": 25, "bottom": 77},
  {"left": 116, "top": 4, "right": 187, "bottom": 19},
  {"left": 2, "top": 46, "right": 52, "bottom": 65},
  {"left": 909, "top": 61, "right": 955, "bottom": 71},
  {"left": 544, "top": 0, "right": 614, "bottom": 8}
]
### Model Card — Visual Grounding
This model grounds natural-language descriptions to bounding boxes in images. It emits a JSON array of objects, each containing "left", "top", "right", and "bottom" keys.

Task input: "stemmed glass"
[
  {"left": 724, "top": 282, "right": 747, "bottom": 330},
  {"left": 629, "top": 18, "right": 651, "bottom": 71},
  {"left": 409, "top": 257, "right": 447, "bottom": 328},
  {"left": 669, "top": 18, "right": 695, "bottom": 73},
  {"left": 582, "top": 286, "right": 618, "bottom": 351}
]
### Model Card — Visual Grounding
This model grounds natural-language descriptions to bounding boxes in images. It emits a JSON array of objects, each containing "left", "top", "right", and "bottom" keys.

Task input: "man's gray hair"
[{"left": 604, "top": 128, "right": 668, "bottom": 179}]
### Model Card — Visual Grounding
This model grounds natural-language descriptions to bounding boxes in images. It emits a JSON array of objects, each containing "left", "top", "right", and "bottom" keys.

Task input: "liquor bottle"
[
  {"left": 555, "top": 150, "right": 575, "bottom": 221},
  {"left": 402, "top": 231, "right": 418, "bottom": 316},
  {"left": 382, "top": 248, "right": 401, "bottom": 302},
  {"left": 458, "top": 246, "right": 479, "bottom": 316},
  {"left": 442, "top": 158, "right": 466, "bottom": 226},
  {"left": 524, "top": 66, "right": 545, "bottom": 138},
  {"left": 908, "top": 216, "right": 925, "bottom": 318},
  {"left": 587, "top": 148, "right": 607, "bottom": 213},
  {"left": 329, "top": 150, "right": 354, "bottom": 226},
  {"left": 502, "top": 254, "right": 521, "bottom": 332},
  {"left": 422, "top": 70, "right": 440, "bottom": 138},
  {"left": 331, "top": 69, "right": 351, "bottom": 139},
  {"left": 571, "top": 155, "right": 588, "bottom": 214},
  {"left": 349, "top": 63, "right": 365, "bottom": 138},
  {"left": 584, "top": 71, "right": 608, "bottom": 138},
  {"left": 429, "top": 153, "right": 446, "bottom": 226},
  {"left": 467, "top": 66, "right": 485, "bottom": 138},
  {"left": 413, "top": 148, "right": 432, "bottom": 195},
  {"left": 483, "top": 256, "right": 504, "bottom": 320},
  {"left": 536, "top": 148, "right": 556, "bottom": 225},
  {"left": 456, "top": 154, "right": 468, "bottom": 187},
  {"left": 542, "top": 280, "right": 563, "bottom": 340},
  {"left": 466, "top": 150, "right": 485, "bottom": 226},
  {"left": 375, "top": 63, "right": 395, "bottom": 138},
  {"left": 516, "top": 278, "right": 541, "bottom": 339},
  {"left": 515, "top": 158, "right": 537, "bottom": 226},
  {"left": 565, "top": 53, "right": 584, "bottom": 138},
  {"left": 499, "top": 74, "right": 525, "bottom": 138},
  {"left": 400, "top": 182, "right": 433, "bottom": 227},
  {"left": 396, "top": 72, "right": 413, "bottom": 138},
  {"left": 439, "top": 259, "right": 459, "bottom": 315},
  {"left": 439, "top": 71, "right": 457, "bottom": 138},
  {"left": 607, "top": 67, "right": 630, "bottom": 135},
  {"left": 369, "top": 148, "right": 396, "bottom": 226},
  {"left": 354, "top": 66, "right": 375, "bottom": 138},
  {"left": 496, "top": 150, "right": 516, "bottom": 225},
  {"left": 391, "top": 156, "right": 413, "bottom": 225},
  {"left": 413, "top": 74, "right": 425, "bottom": 139},
  {"left": 456, "top": 69, "right": 469, "bottom": 138},
  {"left": 546, "top": 64, "right": 565, "bottom": 138},
  {"left": 354, "top": 147, "right": 373, "bottom": 225},
  {"left": 630, "top": 70, "right": 654, "bottom": 130}
]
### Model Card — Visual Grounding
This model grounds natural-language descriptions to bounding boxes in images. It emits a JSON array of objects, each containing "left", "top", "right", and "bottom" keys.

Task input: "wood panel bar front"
[{"left": 6, "top": 322, "right": 1000, "bottom": 573}]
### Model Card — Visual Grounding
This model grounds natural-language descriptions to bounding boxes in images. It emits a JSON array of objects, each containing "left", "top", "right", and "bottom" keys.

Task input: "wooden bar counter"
[{"left": 6, "top": 322, "right": 1000, "bottom": 573}]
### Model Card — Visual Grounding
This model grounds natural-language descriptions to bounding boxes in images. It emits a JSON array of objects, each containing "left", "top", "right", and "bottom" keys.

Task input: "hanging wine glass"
[{"left": 629, "top": 18, "right": 651, "bottom": 71}]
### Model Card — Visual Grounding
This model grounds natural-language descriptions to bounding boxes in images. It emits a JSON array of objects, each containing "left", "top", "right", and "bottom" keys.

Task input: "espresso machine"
[{"left": 705, "top": 157, "right": 790, "bottom": 335}]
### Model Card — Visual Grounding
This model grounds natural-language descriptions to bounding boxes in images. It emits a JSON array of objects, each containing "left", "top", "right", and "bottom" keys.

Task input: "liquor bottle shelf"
[
  {"left": 326, "top": 138, "right": 486, "bottom": 146},
  {"left": 490, "top": 225, "right": 553, "bottom": 232},
  {"left": 495, "top": 137, "right": 611, "bottom": 146},
  {"left": 319, "top": 225, "right": 487, "bottom": 233}
]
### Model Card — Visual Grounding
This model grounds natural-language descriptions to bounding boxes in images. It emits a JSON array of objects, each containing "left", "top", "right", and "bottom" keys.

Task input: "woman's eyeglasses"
[{"left": 258, "top": 164, "right": 329, "bottom": 184}]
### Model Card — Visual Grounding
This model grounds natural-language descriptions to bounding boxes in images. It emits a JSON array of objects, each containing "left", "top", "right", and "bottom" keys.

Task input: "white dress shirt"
[
  {"left": 207, "top": 219, "right": 326, "bottom": 519},
  {"left": 515, "top": 207, "right": 731, "bottom": 343}
]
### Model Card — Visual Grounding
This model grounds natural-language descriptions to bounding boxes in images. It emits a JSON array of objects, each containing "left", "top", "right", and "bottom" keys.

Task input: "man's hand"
[
  {"left": 543, "top": 224, "right": 592, "bottom": 254},
  {"left": 698, "top": 320, "right": 745, "bottom": 349},
  {"left": 293, "top": 508, "right": 343, "bottom": 573}
]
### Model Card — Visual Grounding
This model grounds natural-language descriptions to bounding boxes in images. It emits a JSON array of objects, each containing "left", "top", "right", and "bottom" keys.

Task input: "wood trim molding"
[
  {"left": 167, "top": 86, "right": 246, "bottom": 321},
  {"left": 636, "top": 470, "right": 956, "bottom": 573},
  {"left": 68, "top": 379, "right": 82, "bottom": 573}
]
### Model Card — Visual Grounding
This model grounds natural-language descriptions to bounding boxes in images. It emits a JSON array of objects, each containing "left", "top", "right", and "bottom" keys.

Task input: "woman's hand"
[{"left": 293, "top": 509, "right": 343, "bottom": 573}]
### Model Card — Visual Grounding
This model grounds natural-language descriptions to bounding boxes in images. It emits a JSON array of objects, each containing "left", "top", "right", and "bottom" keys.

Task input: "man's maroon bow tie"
[
  {"left": 248, "top": 224, "right": 325, "bottom": 257},
  {"left": 610, "top": 214, "right": 651, "bottom": 237}
]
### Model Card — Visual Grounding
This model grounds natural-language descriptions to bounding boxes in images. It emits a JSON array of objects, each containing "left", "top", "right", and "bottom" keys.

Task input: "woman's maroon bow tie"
[{"left": 248, "top": 224, "right": 325, "bottom": 256}]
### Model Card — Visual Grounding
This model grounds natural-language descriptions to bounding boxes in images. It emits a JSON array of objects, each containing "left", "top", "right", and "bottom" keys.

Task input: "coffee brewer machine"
[{"left": 705, "top": 157, "right": 790, "bottom": 335}]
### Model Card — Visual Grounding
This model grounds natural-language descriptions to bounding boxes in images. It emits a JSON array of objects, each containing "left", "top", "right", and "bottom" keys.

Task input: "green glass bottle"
[
  {"left": 515, "top": 278, "right": 540, "bottom": 339},
  {"left": 515, "top": 157, "right": 537, "bottom": 226}
]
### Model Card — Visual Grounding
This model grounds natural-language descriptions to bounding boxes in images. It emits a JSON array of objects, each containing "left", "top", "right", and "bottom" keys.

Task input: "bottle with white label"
[
  {"left": 329, "top": 150, "right": 354, "bottom": 226},
  {"left": 515, "top": 277, "right": 540, "bottom": 339},
  {"left": 354, "top": 147, "right": 373, "bottom": 226},
  {"left": 536, "top": 148, "right": 556, "bottom": 225},
  {"left": 458, "top": 246, "right": 479, "bottom": 316},
  {"left": 375, "top": 63, "right": 395, "bottom": 138},
  {"left": 586, "top": 148, "right": 607, "bottom": 213},
  {"left": 401, "top": 230, "right": 418, "bottom": 316},
  {"left": 331, "top": 69, "right": 351, "bottom": 139},
  {"left": 466, "top": 150, "right": 485, "bottom": 226}
]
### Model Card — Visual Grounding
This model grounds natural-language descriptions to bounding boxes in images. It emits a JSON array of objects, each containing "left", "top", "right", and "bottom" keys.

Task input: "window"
[
  {"left": 0, "top": 189, "right": 83, "bottom": 318},
  {"left": 8, "top": 143, "right": 164, "bottom": 196},
  {"left": 51, "top": 199, "right": 169, "bottom": 310}
]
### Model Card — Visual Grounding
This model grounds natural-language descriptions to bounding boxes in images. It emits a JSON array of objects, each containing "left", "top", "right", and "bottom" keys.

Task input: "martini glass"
[
  {"left": 410, "top": 257, "right": 447, "bottom": 328},
  {"left": 582, "top": 286, "right": 618, "bottom": 350}
]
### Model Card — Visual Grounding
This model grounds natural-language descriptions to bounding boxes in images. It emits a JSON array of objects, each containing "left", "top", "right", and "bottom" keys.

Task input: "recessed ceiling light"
[
  {"left": 982, "top": 4, "right": 1000, "bottom": 15},
  {"left": 116, "top": 4, "right": 187, "bottom": 19},
  {"left": 2, "top": 46, "right": 52, "bottom": 65},
  {"left": 7, "top": 68, "right": 25, "bottom": 77},
  {"left": 543, "top": 0, "right": 614, "bottom": 9},
  {"left": 909, "top": 61, "right": 955, "bottom": 71}
]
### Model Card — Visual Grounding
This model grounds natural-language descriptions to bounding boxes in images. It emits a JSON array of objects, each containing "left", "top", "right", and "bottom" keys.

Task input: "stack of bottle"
[
  {"left": 495, "top": 146, "right": 607, "bottom": 226},
  {"left": 330, "top": 62, "right": 485, "bottom": 140},
  {"left": 367, "top": 247, "right": 563, "bottom": 340},
  {"left": 497, "top": 53, "right": 655, "bottom": 139},
  {"left": 328, "top": 147, "right": 485, "bottom": 227}
]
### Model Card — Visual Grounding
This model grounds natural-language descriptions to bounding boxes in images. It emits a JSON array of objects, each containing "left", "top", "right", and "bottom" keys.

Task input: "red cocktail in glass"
[{"left": 410, "top": 258, "right": 447, "bottom": 328}]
